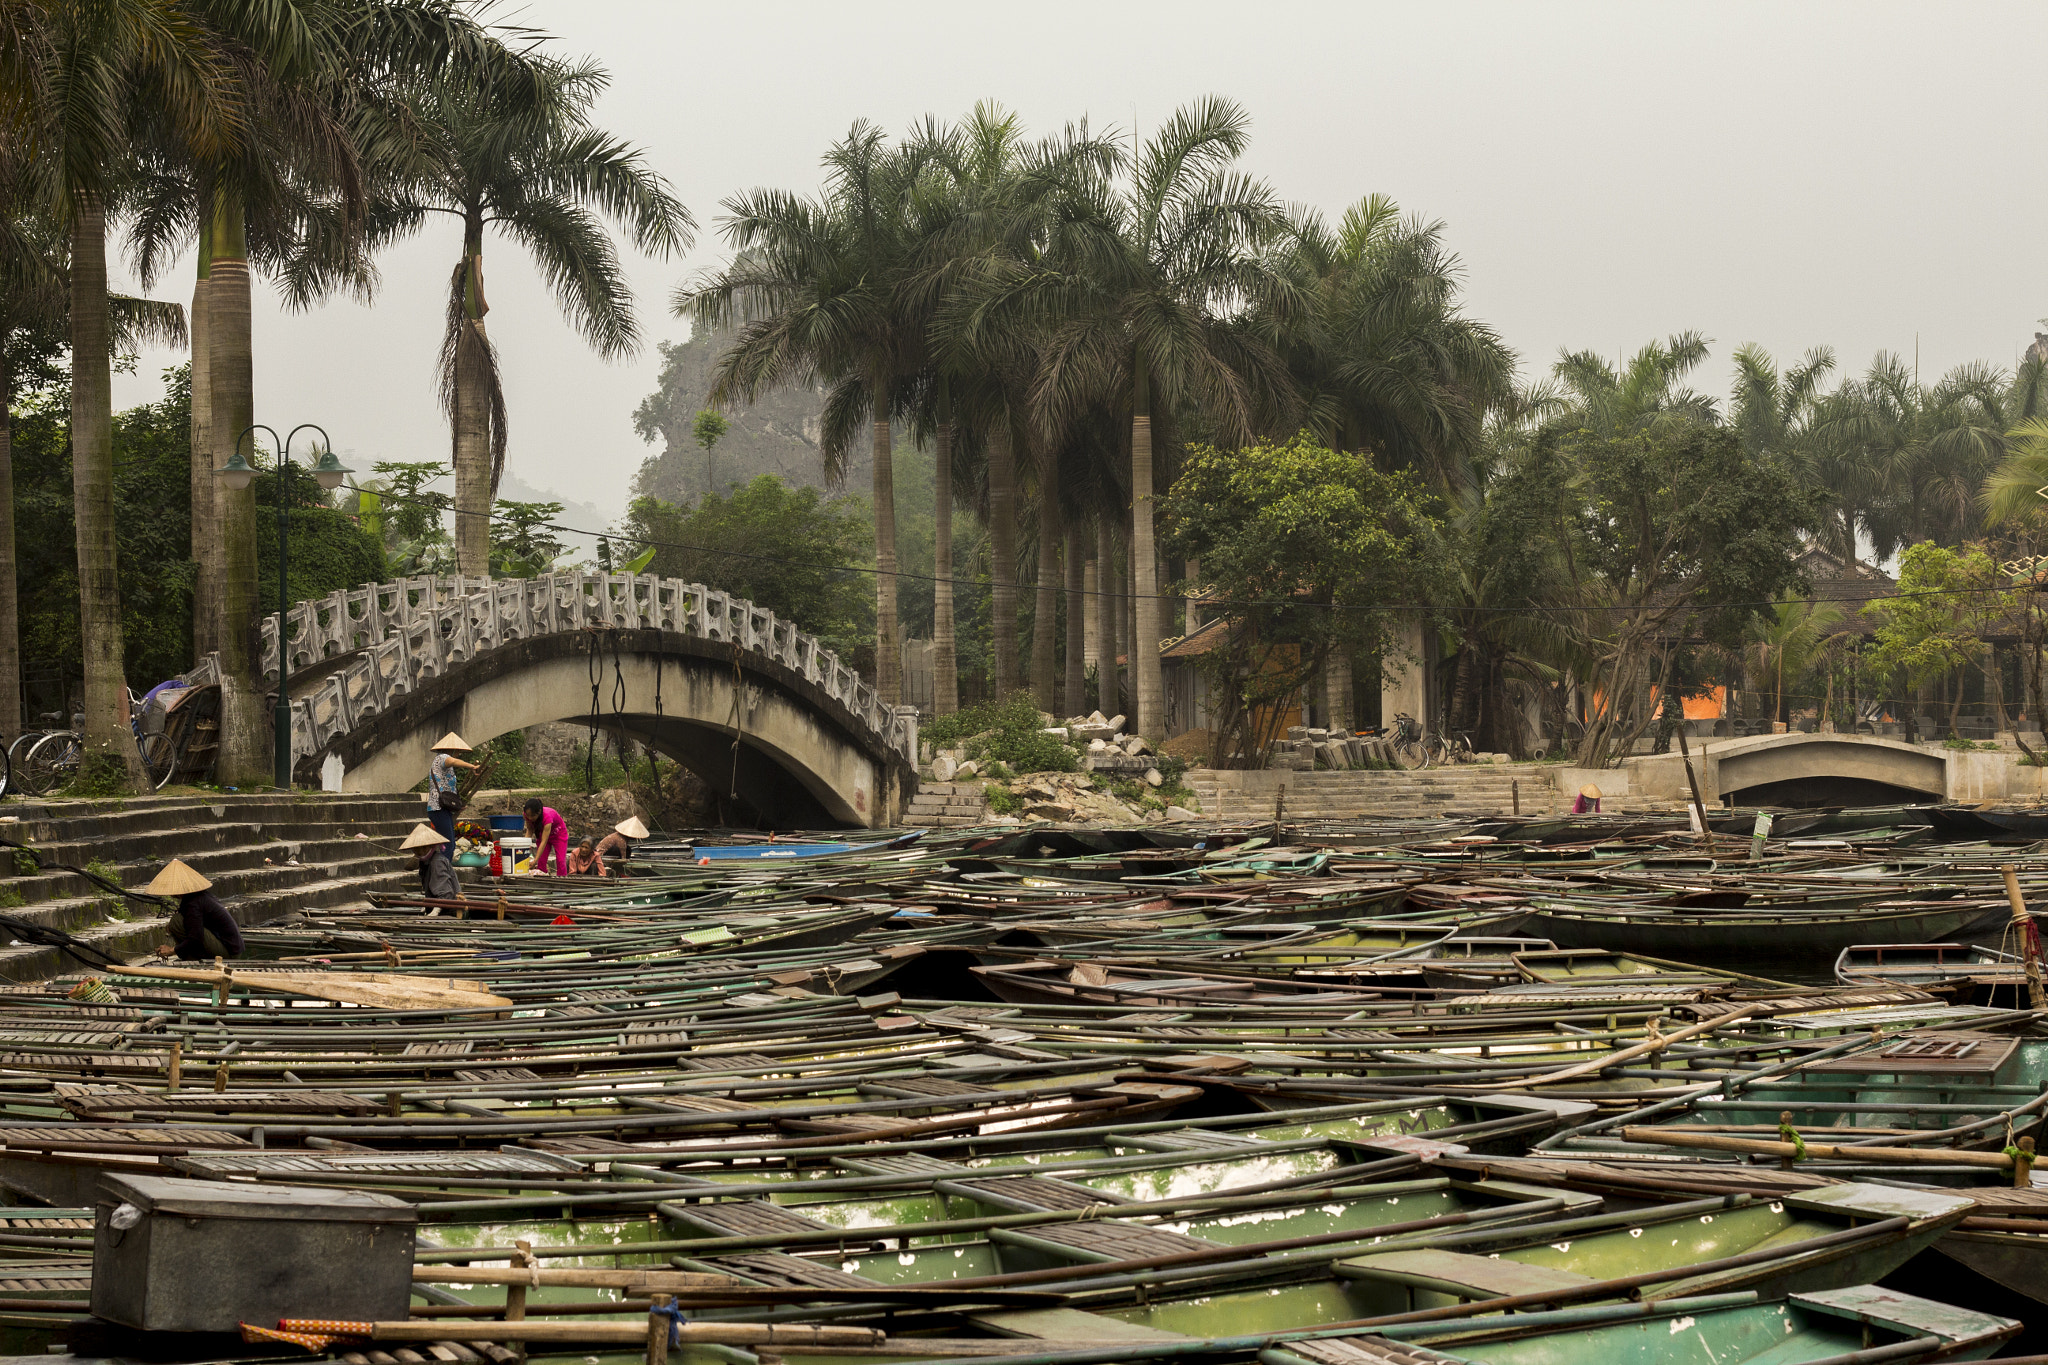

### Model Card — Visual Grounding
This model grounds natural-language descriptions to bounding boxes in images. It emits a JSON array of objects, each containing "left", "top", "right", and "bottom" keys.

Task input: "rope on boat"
[
  {"left": 0, "top": 836, "right": 174, "bottom": 916},
  {"left": 727, "top": 635, "right": 745, "bottom": 800},
  {"left": 585, "top": 630, "right": 603, "bottom": 793},
  {"left": 0, "top": 909, "right": 125, "bottom": 972}
]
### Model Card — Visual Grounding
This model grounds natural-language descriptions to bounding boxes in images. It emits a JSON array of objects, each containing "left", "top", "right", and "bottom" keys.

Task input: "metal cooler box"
[{"left": 91, "top": 1172, "right": 417, "bottom": 1332}]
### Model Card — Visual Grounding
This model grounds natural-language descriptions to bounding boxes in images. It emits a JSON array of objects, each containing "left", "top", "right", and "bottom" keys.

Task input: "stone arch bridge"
[
  {"left": 1622, "top": 731, "right": 2016, "bottom": 807},
  {"left": 257, "top": 573, "right": 918, "bottom": 828}
]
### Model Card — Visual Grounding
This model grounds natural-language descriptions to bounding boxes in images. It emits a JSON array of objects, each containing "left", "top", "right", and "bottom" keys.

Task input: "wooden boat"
[
  {"left": 1835, "top": 941, "right": 2026, "bottom": 988},
  {"left": 1288, "top": 1285, "right": 2018, "bottom": 1363}
]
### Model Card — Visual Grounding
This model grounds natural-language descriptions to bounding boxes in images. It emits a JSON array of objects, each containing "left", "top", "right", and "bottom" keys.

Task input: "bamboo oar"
[
  {"left": 362, "top": 1321, "right": 880, "bottom": 1346},
  {"left": 102, "top": 963, "right": 513, "bottom": 1010},
  {"left": 1622, "top": 1125, "right": 2016, "bottom": 1168}
]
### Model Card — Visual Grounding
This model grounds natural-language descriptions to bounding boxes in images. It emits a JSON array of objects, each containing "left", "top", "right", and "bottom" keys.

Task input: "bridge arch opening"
[{"left": 1722, "top": 775, "right": 1935, "bottom": 809}]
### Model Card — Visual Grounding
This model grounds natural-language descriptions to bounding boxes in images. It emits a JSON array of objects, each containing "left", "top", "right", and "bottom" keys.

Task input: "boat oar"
[
  {"left": 1621, "top": 1123, "right": 2029, "bottom": 1174},
  {"left": 1425, "top": 1006, "right": 1759, "bottom": 1090},
  {"left": 100, "top": 962, "right": 513, "bottom": 1010}
]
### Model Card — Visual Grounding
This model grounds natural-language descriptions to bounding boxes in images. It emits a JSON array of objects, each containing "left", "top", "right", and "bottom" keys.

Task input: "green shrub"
[
  {"left": 923, "top": 695, "right": 1077, "bottom": 774},
  {"left": 12, "top": 849, "right": 37, "bottom": 876},
  {"left": 0, "top": 887, "right": 22, "bottom": 910},
  {"left": 68, "top": 751, "right": 130, "bottom": 798},
  {"left": 985, "top": 785, "right": 1022, "bottom": 816}
]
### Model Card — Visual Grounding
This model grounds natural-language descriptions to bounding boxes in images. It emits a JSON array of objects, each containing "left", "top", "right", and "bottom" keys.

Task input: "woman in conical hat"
[
  {"left": 145, "top": 859, "right": 243, "bottom": 961},
  {"left": 425, "top": 732, "right": 480, "bottom": 843},
  {"left": 401, "top": 824, "right": 460, "bottom": 901},
  {"left": 1572, "top": 783, "right": 1602, "bottom": 815},
  {"left": 596, "top": 815, "right": 648, "bottom": 863}
]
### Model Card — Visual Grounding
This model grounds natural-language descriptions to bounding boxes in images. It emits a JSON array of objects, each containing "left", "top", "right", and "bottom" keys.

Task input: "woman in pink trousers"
[{"left": 523, "top": 799, "right": 571, "bottom": 875}]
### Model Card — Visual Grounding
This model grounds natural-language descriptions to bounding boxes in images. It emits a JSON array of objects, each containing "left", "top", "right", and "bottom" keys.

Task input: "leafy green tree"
[
  {"left": 1742, "top": 595, "right": 1851, "bottom": 726},
  {"left": 489, "top": 499, "right": 565, "bottom": 578},
  {"left": 1541, "top": 424, "right": 1821, "bottom": 767},
  {"left": 618, "top": 476, "right": 875, "bottom": 656},
  {"left": 1162, "top": 432, "right": 1447, "bottom": 767},
  {"left": 691, "top": 408, "right": 730, "bottom": 492}
]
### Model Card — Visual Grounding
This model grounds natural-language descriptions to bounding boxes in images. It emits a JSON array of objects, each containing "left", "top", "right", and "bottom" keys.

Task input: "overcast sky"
[{"left": 110, "top": 0, "right": 2048, "bottom": 531}]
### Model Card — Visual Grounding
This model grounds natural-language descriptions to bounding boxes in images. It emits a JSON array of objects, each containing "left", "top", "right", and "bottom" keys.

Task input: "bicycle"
[
  {"left": 19, "top": 697, "right": 177, "bottom": 796},
  {"left": 1389, "top": 713, "right": 1430, "bottom": 769}
]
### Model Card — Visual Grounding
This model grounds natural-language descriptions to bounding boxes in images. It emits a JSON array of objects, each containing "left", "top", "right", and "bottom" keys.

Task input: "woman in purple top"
[
  {"left": 524, "top": 798, "right": 570, "bottom": 875},
  {"left": 1572, "top": 783, "right": 1601, "bottom": 814}
]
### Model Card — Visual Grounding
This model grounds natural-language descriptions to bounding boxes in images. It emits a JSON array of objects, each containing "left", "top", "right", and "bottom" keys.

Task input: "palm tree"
[
  {"left": 681, "top": 122, "right": 938, "bottom": 704},
  {"left": 7, "top": 0, "right": 236, "bottom": 785},
  {"left": 1726, "top": 343, "right": 1838, "bottom": 549},
  {"left": 952, "top": 97, "right": 1293, "bottom": 737},
  {"left": 1547, "top": 332, "right": 1718, "bottom": 438},
  {"left": 376, "top": 55, "right": 692, "bottom": 577},
  {"left": 1271, "top": 194, "right": 1513, "bottom": 487},
  {"left": 1743, "top": 595, "right": 1848, "bottom": 727}
]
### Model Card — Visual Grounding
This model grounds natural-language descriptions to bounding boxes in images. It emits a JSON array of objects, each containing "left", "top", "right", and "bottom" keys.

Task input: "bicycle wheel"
[
  {"left": 6, "top": 731, "right": 42, "bottom": 769},
  {"left": 23, "top": 732, "right": 80, "bottom": 796},
  {"left": 1394, "top": 738, "right": 1427, "bottom": 770},
  {"left": 137, "top": 732, "right": 177, "bottom": 790},
  {"left": 0, "top": 743, "right": 10, "bottom": 798}
]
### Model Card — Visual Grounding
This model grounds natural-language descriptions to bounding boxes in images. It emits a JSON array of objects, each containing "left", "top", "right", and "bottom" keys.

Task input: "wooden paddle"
[{"left": 104, "top": 962, "right": 512, "bottom": 1010}]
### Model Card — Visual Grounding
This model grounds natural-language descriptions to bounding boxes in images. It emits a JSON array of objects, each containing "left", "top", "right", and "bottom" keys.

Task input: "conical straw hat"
[
  {"left": 1579, "top": 784, "right": 1602, "bottom": 800},
  {"left": 143, "top": 858, "right": 211, "bottom": 896},
  {"left": 430, "top": 732, "right": 472, "bottom": 752},
  {"left": 400, "top": 823, "right": 448, "bottom": 850},
  {"left": 614, "top": 817, "right": 649, "bottom": 840}
]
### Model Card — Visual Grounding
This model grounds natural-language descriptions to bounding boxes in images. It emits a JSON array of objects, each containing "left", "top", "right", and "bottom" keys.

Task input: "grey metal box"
[{"left": 90, "top": 1172, "right": 416, "bottom": 1332}]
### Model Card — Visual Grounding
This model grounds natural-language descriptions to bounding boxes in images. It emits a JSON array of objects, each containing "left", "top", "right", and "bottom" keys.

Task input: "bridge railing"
[{"left": 260, "top": 572, "right": 916, "bottom": 772}]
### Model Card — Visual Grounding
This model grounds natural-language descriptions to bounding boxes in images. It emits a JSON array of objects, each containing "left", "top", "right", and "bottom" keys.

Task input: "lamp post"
[{"left": 217, "top": 424, "right": 352, "bottom": 789}]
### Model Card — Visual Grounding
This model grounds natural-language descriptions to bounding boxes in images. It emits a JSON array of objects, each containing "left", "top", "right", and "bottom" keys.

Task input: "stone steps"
[
  {"left": 1186, "top": 766, "right": 1565, "bottom": 820},
  {"left": 0, "top": 792, "right": 438, "bottom": 982},
  {"left": 903, "top": 782, "right": 987, "bottom": 827}
]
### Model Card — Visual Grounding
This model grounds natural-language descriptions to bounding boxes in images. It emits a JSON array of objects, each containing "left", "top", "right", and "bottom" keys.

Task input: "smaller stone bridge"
[
  {"left": 1616, "top": 731, "right": 2003, "bottom": 807},
  {"left": 249, "top": 572, "right": 918, "bottom": 827}
]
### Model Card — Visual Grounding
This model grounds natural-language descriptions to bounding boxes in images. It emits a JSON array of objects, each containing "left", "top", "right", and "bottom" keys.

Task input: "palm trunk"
[
  {"left": 1082, "top": 549, "right": 1100, "bottom": 680},
  {"left": 870, "top": 370, "right": 900, "bottom": 707},
  {"left": 69, "top": 196, "right": 138, "bottom": 786},
  {"left": 189, "top": 217, "right": 219, "bottom": 663},
  {"left": 211, "top": 189, "right": 268, "bottom": 785},
  {"left": 1064, "top": 513, "right": 1086, "bottom": 719},
  {"left": 0, "top": 351, "right": 19, "bottom": 742},
  {"left": 1129, "top": 360, "right": 1164, "bottom": 738},
  {"left": 1096, "top": 516, "right": 1118, "bottom": 717},
  {"left": 988, "top": 416, "right": 1019, "bottom": 699},
  {"left": 1031, "top": 436, "right": 1059, "bottom": 715},
  {"left": 1123, "top": 512, "right": 1137, "bottom": 719},
  {"left": 452, "top": 228, "right": 492, "bottom": 578},
  {"left": 932, "top": 413, "right": 957, "bottom": 716}
]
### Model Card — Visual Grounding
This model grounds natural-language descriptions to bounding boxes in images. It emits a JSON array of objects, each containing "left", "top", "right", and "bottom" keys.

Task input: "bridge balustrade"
[{"left": 257, "top": 571, "right": 916, "bottom": 775}]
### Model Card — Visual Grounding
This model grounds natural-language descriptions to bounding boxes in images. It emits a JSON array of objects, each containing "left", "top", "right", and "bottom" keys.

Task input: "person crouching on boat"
[
  {"left": 524, "top": 799, "right": 570, "bottom": 875},
  {"left": 402, "top": 823, "right": 461, "bottom": 901},
  {"left": 566, "top": 838, "right": 607, "bottom": 877},
  {"left": 1572, "top": 783, "right": 1601, "bottom": 814},
  {"left": 145, "top": 858, "right": 244, "bottom": 961},
  {"left": 595, "top": 816, "right": 647, "bottom": 864}
]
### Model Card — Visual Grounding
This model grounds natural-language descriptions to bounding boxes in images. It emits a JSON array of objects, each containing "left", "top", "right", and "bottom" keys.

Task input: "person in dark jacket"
[
  {"left": 402, "top": 824, "right": 462, "bottom": 901},
  {"left": 144, "top": 859, "right": 244, "bottom": 960}
]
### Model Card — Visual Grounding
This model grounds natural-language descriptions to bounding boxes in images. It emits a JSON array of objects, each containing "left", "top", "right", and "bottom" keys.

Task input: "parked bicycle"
[{"left": 18, "top": 695, "right": 177, "bottom": 795}]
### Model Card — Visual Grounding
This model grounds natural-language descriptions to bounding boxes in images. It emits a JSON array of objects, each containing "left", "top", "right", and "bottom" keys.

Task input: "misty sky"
[{"left": 110, "top": 0, "right": 2048, "bottom": 532}]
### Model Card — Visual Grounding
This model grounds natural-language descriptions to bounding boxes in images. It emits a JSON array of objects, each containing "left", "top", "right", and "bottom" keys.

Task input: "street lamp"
[{"left": 217, "top": 423, "right": 352, "bottom": 790}]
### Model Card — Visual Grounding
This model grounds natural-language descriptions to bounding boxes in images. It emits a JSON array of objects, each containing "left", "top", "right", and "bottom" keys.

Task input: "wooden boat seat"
[
  {"left": 1003, "top": 1220, "right": 1216, "bottom": 1262},
  {"left": 1284, "top": 1338, "right": 1463, "bottom": 1365},
  {"left": 857, "top": 1077, "right": 1002, "bottom": 1100},
  {"left": 1117, "top": 1128, "right": 1272, "bottom": 1152},
  {"left": 1335, "top": 1248, "right": 1594, "bottom": 1299},
  {"left": 55, "top": 1085, "right": 381, "bottom": 1118},
  {"left": 695, "top": 1252, "right": 885, "bottom": 1290},
  {"left": 967, "top": 1306, "right": 1185, "bottom": 1341},
  {"left": 0, "top": 1264, "right": 91, "bottom": 1295},
  {"left": 0, "top": 1124, "right": 249, "bottom": 1149},
  {"left": 936, "top": 1175, "right": 1135, "bottom": 1212},
  {"left": 666, "top": 1199, "right": 840, "bottom": 1239},
  {"left": 170, "top": 1149, "right": 576, "bottom": 1178},
  {"left": 831, "top": 1153, "right": 969, "bottom": 1176}
]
